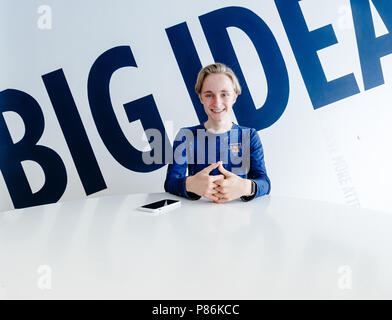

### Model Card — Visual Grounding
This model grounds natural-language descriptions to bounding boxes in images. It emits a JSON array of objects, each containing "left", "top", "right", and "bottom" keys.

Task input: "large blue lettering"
[
  {"left": 42, "top": 69, "right": 107, "bottom": 195},
  {"left": 275, "top": 0, "right": 360, "bottom": 109},
  {"left": 166, "top": 23, "right": 207, "bottom": 124},
  {"left": 88, "top": 46, "right": 171, "bottom": 172},
  {"left": 200, "top": 6, "right": 289, "bottom": 130},
  {"left": 351, "top": 0, "right": 392, "bottom": 90},
  {"left": 0, "top": 89, "right": 67, "bottom": 208},
  {"left": 167, "top": 7, "right": 290, "bottom": 130}
]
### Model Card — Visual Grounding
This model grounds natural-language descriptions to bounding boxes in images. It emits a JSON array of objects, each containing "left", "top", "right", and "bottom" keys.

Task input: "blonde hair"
[{"left": 195, "top": 63, "right": 242, "bottom": 97}]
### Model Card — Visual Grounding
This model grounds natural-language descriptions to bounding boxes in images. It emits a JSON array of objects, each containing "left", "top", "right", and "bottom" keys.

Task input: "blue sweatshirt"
[{"left": 164, "top": 123, "right": 271, "bottom": 201}]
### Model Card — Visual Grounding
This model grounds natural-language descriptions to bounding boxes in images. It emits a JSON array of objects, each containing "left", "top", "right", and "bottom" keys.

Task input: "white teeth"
[{"left": 212, "top": 109, "right": 224, "bottom": 113}]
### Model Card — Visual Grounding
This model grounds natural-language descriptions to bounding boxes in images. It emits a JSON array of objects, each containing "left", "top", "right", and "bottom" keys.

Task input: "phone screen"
[{"left": 141, "top": 199, "right": 179, "bottom": 209}]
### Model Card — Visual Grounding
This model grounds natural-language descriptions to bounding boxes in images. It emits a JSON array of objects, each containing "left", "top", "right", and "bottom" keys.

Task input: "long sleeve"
[
  {"left": 241, "top": 128, "right": 271, "bottom": 201},
  {"left": 164, "top": 129, "right": 201, "bottom": 200}
]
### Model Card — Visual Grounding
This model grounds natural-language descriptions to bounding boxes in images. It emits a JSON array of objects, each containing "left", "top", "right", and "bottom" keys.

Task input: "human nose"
[{"left": 213, "top": 95, "right": 222, "bottom": 106}]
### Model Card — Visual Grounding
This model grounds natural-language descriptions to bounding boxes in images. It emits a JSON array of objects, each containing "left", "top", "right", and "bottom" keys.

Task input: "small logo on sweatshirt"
[{"left": 229, "top": 143, "right": 241, "bottom": 154}]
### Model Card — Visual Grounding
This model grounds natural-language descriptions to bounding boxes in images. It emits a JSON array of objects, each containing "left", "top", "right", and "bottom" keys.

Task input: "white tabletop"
[{"left": 0, "top": 192, "right": 391, "bottom": 299}]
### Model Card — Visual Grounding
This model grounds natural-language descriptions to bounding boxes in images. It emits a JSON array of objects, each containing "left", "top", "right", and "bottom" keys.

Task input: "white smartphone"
[{"left": 138, "top": 199, "right": 181, "bottom": 213}]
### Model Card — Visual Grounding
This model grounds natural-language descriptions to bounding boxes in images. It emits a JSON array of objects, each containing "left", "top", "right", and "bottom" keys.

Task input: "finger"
[
  {"left": 218, "top": 162, "right": 233, "bottom": 177},
  {"left": 211, "top": 188, "right": 223, "bottom": 197},
  {"left": 209, "top": 184, "right": 221, "bottom": 195},
  {"left": 214, "top": 185, "right": 227, "bottom": 194},
  {"left": 212, "top": 193, "right": 225, "bottom": 203},
  {"left": 214, "top": 197, "right": 229, "bottom": 203},
  {"left": 201, "top": 161, "right": 222, "bottom": 174},
  {"left": 218, "top": 179, "right": 229, "bottom": 187},
  {"left": 211, "top": 174, "right": 225, "bottom": 183},
  {"left": 214, "top": 186, "right": 222, "bottom": 192},
  {"left": 205, "top": 193, "right": 220, "bottom": 202},
  {"left": 204, "top": 188, "right": 220, "bottom": 197},
  {"left": 214, "top": 191, "right": 226, "bottom": 199}
]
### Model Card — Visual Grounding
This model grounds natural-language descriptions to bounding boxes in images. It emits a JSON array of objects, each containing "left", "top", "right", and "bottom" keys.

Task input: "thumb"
[
  {"left": 201, "top": 161, "right": 221, "bottom": 174},
  {"left": 218, "top": 162, "right": 233, "bottom": 177}
]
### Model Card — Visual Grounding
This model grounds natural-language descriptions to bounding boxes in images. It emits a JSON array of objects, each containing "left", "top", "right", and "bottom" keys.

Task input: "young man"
[{"left": 164, "top": 63, "right": 270, "bottom": 203}]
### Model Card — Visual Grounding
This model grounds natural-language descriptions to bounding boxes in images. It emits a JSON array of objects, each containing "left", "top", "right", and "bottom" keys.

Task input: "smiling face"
[{"left": 200, "top": 73, "right": 237, "bottom": 124}]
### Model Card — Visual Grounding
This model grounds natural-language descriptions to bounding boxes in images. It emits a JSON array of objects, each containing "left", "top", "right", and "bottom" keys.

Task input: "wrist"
[
  {"left": 186, "top": 176, "right": 194, "bottom": 193},
  {"left": 243, "top": 179, "right": 253, "bottom": 196}
]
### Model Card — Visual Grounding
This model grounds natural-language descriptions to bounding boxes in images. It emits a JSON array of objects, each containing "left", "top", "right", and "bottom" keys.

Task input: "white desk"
[{"left": 0, "top": 193, "right": 391, "bottom": 299}]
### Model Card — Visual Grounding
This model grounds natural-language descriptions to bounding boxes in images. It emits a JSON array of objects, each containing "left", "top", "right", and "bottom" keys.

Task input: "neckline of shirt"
[{"left": 201, "top": 122, "right": 237, "bottom": 136}]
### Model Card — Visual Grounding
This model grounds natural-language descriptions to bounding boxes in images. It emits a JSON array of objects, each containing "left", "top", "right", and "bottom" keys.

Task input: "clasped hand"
[{"left": 185, "top": 161, "right": 251, "bottom": 203}]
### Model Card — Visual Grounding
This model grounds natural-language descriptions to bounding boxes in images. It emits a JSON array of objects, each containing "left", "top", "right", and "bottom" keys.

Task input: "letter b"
[{"left": 0, "top": 89, "right": 67, "bottom": 209}]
